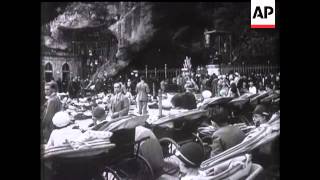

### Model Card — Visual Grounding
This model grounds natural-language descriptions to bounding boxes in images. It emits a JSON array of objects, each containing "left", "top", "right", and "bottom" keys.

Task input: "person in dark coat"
[
  {"left": 171, "top": 90, "right": 197, "bottom": 110},
  {"left": 211, "top": 74, "right": 219, "bottom": 97},
  {"left": 109, "top": 82, "right": 130, "bottom": 119},
  {"left": 210, "top": 106, "right": 246, "bottom": 156},
  {"left": 136, "top": 76, "right": 150, "bottom": 115},
  {"left": 68, "top": 77, "right": 77, "bottom": 99},
  {"left": 42, "top": 81, "right": 62, "bottom": 144}
]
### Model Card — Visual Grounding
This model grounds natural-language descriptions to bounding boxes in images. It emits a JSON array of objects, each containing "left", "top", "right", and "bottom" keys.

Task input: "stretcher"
[
  {"left": 249, "top": 92, "right": 270, "bottom": 105},
  {"left": 42, "top": 140, "right": 115, "bottom": 159},
  {"left": 92, "top": 114, "right": 149, "bottom": 132},
  {"left": 228, "top": 93, "right": 257, "bottom": 107},
  {"left": 197, "top": 154, "right": 252, "bottom": 179},
  {"left": 181, "top": 154, "right": 263, "bottom": 180},
  {"left": 198, "top": 97, "right": 234, "bottom": 110},
  {"left": 42, "top": 128, "right": 154, "bottom": 180},
  {"left": 260, "top": 92, "right": 280, "bottom": 103},
  {"left": 147, "top": 109, "right": 208, "bottom": 126},
  {"left": 200, "top": 117, "right": 280, "bottom": 171},
  {"left": 42, "top": 130, "right": 115, "bottom": 159}
]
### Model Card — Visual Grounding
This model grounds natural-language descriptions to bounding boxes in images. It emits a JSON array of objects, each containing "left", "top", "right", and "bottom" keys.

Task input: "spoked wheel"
[
  {"left": 105, "top": 154, "right": 154, "bottom": 180},
  {"left": 192, "top": 133, "right": 211, "bottom": 159},
  {"left": 99, "top": 167, "right": 121, "bottom": 180},
  {"left": 194, "top": 134, "right": 212, "bottom": 160},
  {"left": 159, "top": 137, "right": 180, "bottom": 158},
  {"left": 191, "top": 133, "right": 205, "bottom": 152}
]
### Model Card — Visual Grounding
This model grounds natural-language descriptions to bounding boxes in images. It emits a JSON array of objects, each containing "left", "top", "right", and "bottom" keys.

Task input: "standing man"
[
  {"left": 42, "top": 81, "right": 62, "bottom": 144},
  {"left": 160, "top": 79, "right": 166, "bottom": 92},
  {"left": 211, "top": 74, "right": 219, "bottom": 97},
  {"left": 109, "top": 82, "right": 130, "bottom": 119},
  {"left": 136, "top": 76, "right": 150, "bottom": 115}
]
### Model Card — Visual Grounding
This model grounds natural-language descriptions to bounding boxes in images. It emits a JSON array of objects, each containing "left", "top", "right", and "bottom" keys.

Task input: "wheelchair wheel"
[
  {"left": 191, "top": 133, "right": 209, "bottom": 160},
  {"left": 106, "top": 154, "right": 154, "bottom": 180},
  {"left": 99, "top": 167, "right": 121, "bottom": 180},
  {"left": 197, "top": 135, "right": 213, "bottom": 160},
  {"left": 192, "top": 133, "right": 205, "bottom": 151},
  {"left": 159, "top": 137, "right": 180, "bottom": 158}
]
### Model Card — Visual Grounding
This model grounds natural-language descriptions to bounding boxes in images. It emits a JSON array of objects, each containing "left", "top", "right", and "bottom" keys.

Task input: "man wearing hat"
[
  {"left": 175, "top": 142, "right": 204, "bottom": 168},
  {"left": 157, "top": 142, "right": 204, "bottom": 179},
  {"left": 92, "top": 106, "right": 107, "bottom": 125},
  {"left": 42, "top": 81, "right": 62, "bottom": 143}
]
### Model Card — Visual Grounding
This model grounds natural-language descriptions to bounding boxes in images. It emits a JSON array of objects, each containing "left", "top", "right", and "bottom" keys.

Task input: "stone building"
[{"left": 42, "top": 47, "right": 80, "bottom": 82}]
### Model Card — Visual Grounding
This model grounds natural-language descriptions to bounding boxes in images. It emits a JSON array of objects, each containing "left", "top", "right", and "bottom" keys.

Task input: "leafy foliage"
[{"left": 202, "top": 3, "right": 279, "bottom": 63}]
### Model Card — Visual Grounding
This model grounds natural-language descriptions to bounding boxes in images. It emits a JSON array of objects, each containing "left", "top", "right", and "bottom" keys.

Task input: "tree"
[{"left": 206, "top": 3, "right": 279, "bottom": 64}]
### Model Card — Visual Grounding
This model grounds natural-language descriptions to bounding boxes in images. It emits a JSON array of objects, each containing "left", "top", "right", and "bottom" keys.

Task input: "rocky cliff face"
[{"left": 42, "top": 2, "right": 156, "bottom": 80}]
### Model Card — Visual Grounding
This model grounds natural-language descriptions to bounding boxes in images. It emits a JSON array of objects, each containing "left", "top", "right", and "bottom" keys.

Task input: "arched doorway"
[
  {"left": 62, "top": 63, "right": 70, "bottom": 81},
  {"left": 62, "top": 63, "right": 70, "bottom": 92},
  {"left": 44, "top": 63, "right": 53, "bottom": 82}
]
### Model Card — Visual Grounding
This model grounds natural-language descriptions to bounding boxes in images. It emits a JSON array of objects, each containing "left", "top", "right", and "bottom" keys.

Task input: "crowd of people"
[
  {"left": 164, "top": 71, "right": 280, "bottom": 98},
  {"left": 42, "top": 69, "right": 280, "bottom": 180},
  {"left": 42, "top": 70, "right": 280, "bottom": 136},
  {"left": 46, "top": 69, "right": 280, "bottom": 102}
]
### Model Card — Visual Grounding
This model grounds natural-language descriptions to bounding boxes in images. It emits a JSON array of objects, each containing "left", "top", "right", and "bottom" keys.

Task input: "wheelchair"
[{"left": 42, "top": 128, "right": 154, "bottom": 180}]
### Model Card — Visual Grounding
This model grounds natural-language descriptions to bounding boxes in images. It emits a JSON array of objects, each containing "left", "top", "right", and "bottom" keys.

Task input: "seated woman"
[
  {"left": 252, "top": 104, "right": 271, "bottom": 126},
  {"left": 251, "top": 104, "right": 280, "bottom": 179},
  {"left": 210, "top": 106, "right": 246, "bottom": 156},
  {"left": 157, "top": 142, "right": 204, "bottom": 180},
  {"left": 46, "top": 111, "right": 83, "bottom": 148}
]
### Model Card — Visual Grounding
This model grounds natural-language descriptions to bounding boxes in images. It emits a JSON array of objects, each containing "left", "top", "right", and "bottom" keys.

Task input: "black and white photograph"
[{"left": 41, "top": 2, "right": 280, "bottom": 180}]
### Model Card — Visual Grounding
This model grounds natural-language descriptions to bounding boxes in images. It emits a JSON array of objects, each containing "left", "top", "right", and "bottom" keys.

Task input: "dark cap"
[
  {"left": 92, "top": 107, "right": 106, "bottom": 119},
  {"left": 176, "top": 142, "right": 204, "bottom": 167}
]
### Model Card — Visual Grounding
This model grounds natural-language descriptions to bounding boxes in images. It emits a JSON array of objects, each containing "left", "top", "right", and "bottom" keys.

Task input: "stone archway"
[
  {"left": 62, "top": 63, "right": 70, "bottom": 82},
  {"left": 44, "top": 62, "right": 53, "bottom": 82}
]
